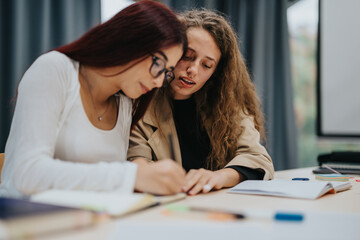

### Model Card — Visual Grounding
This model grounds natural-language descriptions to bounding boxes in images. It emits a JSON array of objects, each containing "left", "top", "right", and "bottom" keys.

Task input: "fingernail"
[{"left": 203, "top": 184, "right": 211, "bottom": 192}]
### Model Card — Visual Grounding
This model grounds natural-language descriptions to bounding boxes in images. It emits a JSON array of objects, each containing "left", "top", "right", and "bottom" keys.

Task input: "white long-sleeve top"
[{"left": 0, "top": 51, "right": 137, "bottom": 198}]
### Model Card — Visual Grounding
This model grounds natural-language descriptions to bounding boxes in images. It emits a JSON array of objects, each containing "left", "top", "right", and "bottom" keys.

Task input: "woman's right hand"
[{"left": 133, "top": 158, "right": 186, "bottom": 195}]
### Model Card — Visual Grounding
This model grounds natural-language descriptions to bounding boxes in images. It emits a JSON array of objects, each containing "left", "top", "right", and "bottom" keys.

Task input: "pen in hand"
[{"left": 168, "top": 133, "right": 176, "bottom": 161}]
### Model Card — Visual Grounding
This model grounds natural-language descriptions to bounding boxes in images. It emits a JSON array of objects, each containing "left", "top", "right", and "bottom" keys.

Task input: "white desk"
[{"left": 37, "top": 167, "right": 360, "bottom": 240}]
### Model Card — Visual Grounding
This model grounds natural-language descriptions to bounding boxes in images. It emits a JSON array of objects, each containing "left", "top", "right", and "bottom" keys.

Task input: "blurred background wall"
[{"left": 0, "top": 0, "right": 100, "bottom": 155}]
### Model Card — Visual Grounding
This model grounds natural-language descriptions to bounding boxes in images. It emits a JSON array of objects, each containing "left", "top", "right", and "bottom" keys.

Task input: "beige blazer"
[{"left": 128, "top": 95, "right": 274, "bottom": 180}]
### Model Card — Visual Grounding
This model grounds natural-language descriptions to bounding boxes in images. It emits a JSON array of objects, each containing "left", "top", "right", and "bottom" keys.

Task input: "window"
[
  {"left": 288, "top": 0, "right": 360, "bottom": 167},
  {"left": 101, "top": 0, "right": 134, "bottom": 23}
]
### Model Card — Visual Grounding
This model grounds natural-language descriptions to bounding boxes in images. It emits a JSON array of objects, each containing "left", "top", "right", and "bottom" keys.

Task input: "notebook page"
[
  {"left": 31, "top": 190, "right": 154, "bottom": 216},
  {"left": 228, "top": 179, "right": 334, "bottom": 200}
]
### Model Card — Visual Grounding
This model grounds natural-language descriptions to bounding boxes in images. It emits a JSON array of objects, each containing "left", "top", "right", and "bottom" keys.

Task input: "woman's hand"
[
  {"left": 134, "top": 158, "right": 186, "bottom": 195},
  {"left": 182, "top": 168, "right": 242, "bottom": 195}
]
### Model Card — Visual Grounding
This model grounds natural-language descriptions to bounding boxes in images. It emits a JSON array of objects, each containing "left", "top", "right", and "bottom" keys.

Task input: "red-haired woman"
[{"left": 0, "top": 1, "right": 187, "bottom": 197}]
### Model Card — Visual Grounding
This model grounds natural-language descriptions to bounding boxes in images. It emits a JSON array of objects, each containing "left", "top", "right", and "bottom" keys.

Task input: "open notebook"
[
  {"left": 31, "top": 190, "right": 186, "bottom": 217},
  {"left": 228, "top": 179, "right": 352, "bottom": 200}
]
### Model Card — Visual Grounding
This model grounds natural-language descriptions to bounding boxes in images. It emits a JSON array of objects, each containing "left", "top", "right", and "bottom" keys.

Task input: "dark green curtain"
[
  {"left": 0, "top": 0, "right": 101, "bottom": 152},
  {"left": 163, "top": 0, "right": 298, "bottom": 170}
]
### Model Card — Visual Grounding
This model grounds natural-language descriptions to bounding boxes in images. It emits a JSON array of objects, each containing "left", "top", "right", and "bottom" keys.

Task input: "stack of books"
[
  {"left": 0, "top": 197, "right": 94, "bottom": 239},
  {"left": 1, "top": 190, "right": 186, "bottom": 239}
]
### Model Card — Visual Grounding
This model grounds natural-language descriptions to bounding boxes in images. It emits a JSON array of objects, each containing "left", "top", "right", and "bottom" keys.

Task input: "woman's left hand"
[{"left": 182, "top": 168, "right": 242, "bottom": 195}]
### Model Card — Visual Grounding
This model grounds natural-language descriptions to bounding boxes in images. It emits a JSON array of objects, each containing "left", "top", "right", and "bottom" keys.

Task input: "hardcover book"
[{"left": 0, "top": 197, "right": 93, "bottom": 239}]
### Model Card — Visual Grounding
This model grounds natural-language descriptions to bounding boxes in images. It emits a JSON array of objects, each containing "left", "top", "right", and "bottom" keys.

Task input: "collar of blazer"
[
  {"left": 142, "top": 93, "right": 173, "bottom": 128},
  {"left": 140, "top": 93, "right": 182, "bottom": 164}
]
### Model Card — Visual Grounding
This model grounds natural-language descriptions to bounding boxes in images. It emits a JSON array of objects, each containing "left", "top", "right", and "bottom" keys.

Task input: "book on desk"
[
  {"left": 31, "top": 190, "right": 187, "bottom": 217},
  {"left": 0, "top": 197, "right": 93, "bottom": 239},
  {"left": 228, "top": 179, "right": 352, "bottom": 200},
  {"left": 1, "top": 190, "right": 186, "bottom": 239}
]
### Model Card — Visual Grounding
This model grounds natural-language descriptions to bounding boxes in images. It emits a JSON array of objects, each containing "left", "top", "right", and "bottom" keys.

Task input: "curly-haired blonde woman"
[{"left": 128, "top": 9, "right": 274, "bottom": 195}]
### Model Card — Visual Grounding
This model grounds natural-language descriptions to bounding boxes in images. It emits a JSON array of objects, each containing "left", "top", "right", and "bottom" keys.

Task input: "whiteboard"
[{"left": 318, "top": 0, "right": 360, "bottom": 137}]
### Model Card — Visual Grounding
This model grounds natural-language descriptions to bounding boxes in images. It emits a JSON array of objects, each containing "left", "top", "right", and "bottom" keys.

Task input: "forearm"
[
  {"left": 11, "top": 155, "right": 137, "bottom": 195},
  {"left": 217, "top": 168, "right": 244, "bottom": 188},
  {"left": 226, "top": 153, "right": 274, "bottom": 180}
]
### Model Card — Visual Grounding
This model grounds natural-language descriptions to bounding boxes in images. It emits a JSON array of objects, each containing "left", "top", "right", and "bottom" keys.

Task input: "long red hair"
[{"left": 56, "top": 0, "right": 187, "bottom": 127}]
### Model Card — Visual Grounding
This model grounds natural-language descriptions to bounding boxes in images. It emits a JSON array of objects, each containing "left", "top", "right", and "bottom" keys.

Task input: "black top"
[
  {"left": 171, "top": 98, "right": 264, "bottom": 180},
  {"left": 172, "top": 98, "right": 209, "bottom": 171}
]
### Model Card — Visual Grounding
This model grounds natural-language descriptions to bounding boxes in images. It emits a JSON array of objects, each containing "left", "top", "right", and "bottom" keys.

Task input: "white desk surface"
[{"left": 37, "top": 167, "right": 360, "bottom": 240}]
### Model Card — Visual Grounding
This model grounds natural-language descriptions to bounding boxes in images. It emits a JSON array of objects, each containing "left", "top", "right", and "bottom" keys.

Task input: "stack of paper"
[{"left": 314, "top": 173, "right": 349, "bottom": 182}]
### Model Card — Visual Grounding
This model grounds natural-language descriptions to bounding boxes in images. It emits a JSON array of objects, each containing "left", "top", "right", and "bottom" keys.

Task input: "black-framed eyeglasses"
[{"left": 149, "top": 54, "right": 175, "bottom": 87}]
